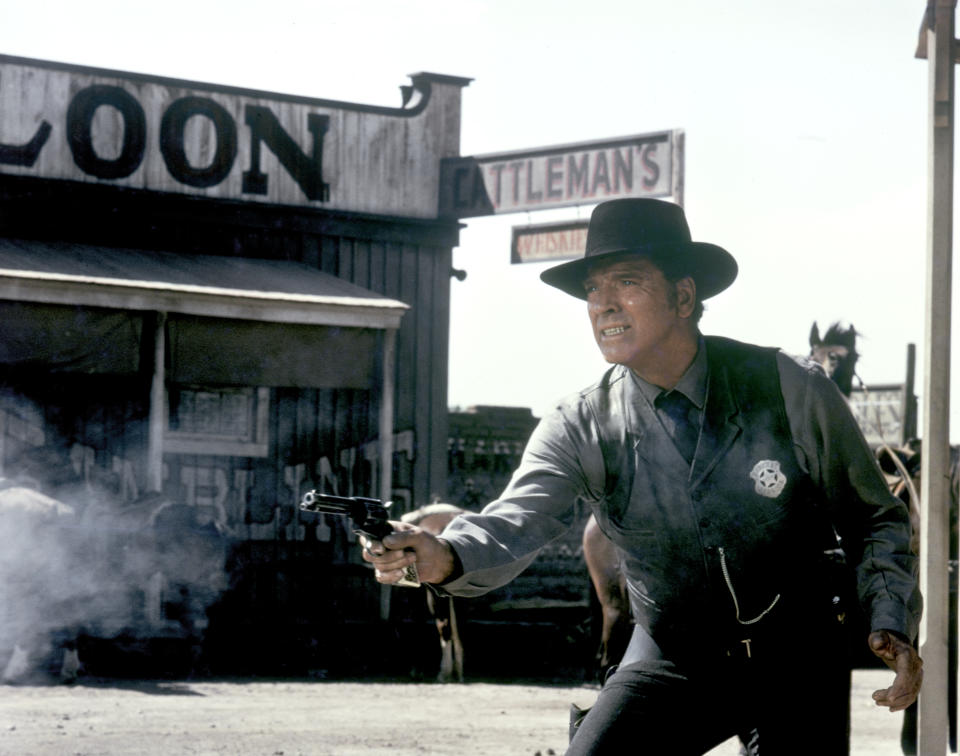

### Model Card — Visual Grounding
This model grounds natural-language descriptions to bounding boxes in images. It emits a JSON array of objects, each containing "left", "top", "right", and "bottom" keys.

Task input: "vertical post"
[
  {"left": 146, "top": 311, "right": 167, "bottom": 493},
  {"left": 901, "top": 343, "right": 917, "bottom": 445},
  {"left": 672, "top": 129, "right": 685, "bottom": 208},
  {"left": 0, "top": 410, "right": 6, "bottom": 477},
  {"left": 918, "top": 2, "right": 956, "bottom": 753},
  {"left": 379, "top": 327, "right": 397, "bottom": 621}
]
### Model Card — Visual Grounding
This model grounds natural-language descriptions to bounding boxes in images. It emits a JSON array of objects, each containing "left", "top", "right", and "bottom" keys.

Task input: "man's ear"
[{"left": 675, "top": 276, "right": 697, "bottom": 318}]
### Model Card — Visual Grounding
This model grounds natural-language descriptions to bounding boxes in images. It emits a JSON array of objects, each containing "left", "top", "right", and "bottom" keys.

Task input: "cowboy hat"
[{"left": 539, "top": 198, "right": 738, "bottom": 300}]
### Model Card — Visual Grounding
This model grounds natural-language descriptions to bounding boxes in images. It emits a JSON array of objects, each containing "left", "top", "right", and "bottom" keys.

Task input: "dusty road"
[{"left": 1, "top": 669, "right": 910, "bottom": 755}]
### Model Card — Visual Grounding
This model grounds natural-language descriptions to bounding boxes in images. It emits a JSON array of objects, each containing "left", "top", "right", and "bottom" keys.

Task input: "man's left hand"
[{"left": 869, "top": 630, "right": 923, "bottom": 712}]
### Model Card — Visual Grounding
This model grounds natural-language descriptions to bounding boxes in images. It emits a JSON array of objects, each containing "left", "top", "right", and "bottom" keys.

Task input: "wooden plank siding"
[
  {"left": 0, "top": 56, "right": 473, "bottom": 673},
  {"left": 0, "top": 175, "right": 461, "bottom": 673},
  {"left": 306, "top": 231, "right": 453, "bottom": 510},
  {"left": 0, "top": 177, "right": 459, "bottom": 524},
  {"left": 0, "top": 58, "right": 472, "bottom": 219}
]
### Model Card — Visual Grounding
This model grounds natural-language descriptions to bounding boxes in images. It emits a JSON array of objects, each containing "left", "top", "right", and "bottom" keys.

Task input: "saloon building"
[{"left": 0, "top": 54, "right": 473, "bottom": 674}]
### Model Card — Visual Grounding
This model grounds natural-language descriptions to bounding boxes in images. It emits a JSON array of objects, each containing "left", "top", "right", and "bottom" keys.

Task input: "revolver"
[{"left": 299, "top": 491, "right": 420, "bottom": 587}]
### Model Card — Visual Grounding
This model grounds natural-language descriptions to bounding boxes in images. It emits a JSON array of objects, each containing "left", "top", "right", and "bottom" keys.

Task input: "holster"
[
  {"left": 569, "top": 703, "right": 590, "bottom": 743},
  {"left": 568, "top": 664, "right": 618, "bottom": 742}
]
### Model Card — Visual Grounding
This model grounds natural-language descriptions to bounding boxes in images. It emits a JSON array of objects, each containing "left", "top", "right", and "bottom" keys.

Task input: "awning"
[
  {"left": 0, "top": 239, "right": 409, "bottom": 387},
  {"left": 0, "top": 239, "right": 408, "bottom": 330},
  {"left": 0, "top": 239, "right": 406, "bottom": 503}
]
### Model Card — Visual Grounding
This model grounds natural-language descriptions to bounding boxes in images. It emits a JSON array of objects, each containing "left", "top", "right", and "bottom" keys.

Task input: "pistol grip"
[
  {"left": 359, "top": 534, "right": 420, "bottom": 588},
  {"left": 396, "top": 559, "right": 420, "bottom": 589}
]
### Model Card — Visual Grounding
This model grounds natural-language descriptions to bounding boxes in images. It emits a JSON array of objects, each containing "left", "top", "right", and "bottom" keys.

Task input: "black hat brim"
[{"left": 539, "top": 242, "right": 738, "bottom": 301}]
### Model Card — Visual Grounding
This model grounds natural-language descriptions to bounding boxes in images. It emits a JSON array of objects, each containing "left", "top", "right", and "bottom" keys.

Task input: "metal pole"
[
  {"left": 918, "top": 2, "right": 956, "bottom": 753},
  {"left": 379, "top": 327, "right": 397, "bottom": 621},
  {"left": 146, "top": 311, "right": 167, "bottom": 493}
]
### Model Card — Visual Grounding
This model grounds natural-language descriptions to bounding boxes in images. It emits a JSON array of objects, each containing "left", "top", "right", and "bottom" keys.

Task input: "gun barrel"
[
  {"left": 300, "top": 491, "right": 348, "bottom": 514},
  {"left": 299, "top": 491, "right": 387, "bottom": 515}
]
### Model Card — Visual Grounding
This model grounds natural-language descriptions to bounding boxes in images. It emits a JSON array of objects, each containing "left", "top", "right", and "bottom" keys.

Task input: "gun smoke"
[{"left": 0, "top": 443, "right": 228, "bottom": 683}]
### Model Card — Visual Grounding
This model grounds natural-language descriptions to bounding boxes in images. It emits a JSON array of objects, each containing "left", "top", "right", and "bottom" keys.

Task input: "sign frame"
[
  {"left": 440, "top": 129, "right": 684, "bottom": 218},
  {"left": 848, "top": 382, "right": 915, "bottom": 448},
  {"left": 510, "top": 218, "right": 589, "bottom": 265}
]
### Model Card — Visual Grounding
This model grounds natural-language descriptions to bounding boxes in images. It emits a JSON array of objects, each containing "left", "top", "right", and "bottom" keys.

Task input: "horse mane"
[{"left": 812, "top": 322, "right": 859, "bottom": 356}]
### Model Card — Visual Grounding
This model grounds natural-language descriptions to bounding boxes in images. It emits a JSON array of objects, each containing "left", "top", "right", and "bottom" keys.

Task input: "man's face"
[{"left": 583, "top": 257, "right": 695, "bottom": 373}]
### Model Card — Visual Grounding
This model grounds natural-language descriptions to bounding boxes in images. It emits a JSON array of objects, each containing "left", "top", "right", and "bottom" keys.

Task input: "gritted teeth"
[{"left": 602, "top": 326, "right": 627, "bottom": 336}]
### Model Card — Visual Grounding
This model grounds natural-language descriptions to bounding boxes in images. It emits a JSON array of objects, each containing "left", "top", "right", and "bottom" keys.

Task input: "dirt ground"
[{"left": 1, "top": 669, "right": 913, "bottom": 756}]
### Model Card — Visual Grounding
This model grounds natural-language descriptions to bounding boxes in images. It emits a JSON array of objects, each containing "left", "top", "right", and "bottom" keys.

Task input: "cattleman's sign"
[
  {"left": 439, "top": 130, "right": 683, "bottom": 218},
  {"left": 0, "top": 55, "right": 470, "bottom": 217}
]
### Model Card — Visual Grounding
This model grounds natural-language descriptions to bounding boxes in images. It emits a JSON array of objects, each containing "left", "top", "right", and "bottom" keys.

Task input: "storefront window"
[{"left": 165, "top": 386, "right": 269, "bottom": 457}]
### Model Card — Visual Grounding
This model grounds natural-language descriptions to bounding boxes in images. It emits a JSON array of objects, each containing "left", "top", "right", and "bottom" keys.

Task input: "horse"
[
  {"left": 582, "top": 512, "right": 630, "bottom": 680},
  {"left": 808, "top": 321, "right": 859, "bottom": 398},
  {"left": 401, "top": 502, "right": 467, "bottom": 682}
]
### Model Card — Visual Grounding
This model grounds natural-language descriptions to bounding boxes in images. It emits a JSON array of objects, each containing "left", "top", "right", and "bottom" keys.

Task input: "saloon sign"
[
  {"left": 0, "top": 55, "right": 469, "bottom": 217},
  {"left": 439, "top": 130, "right": 683, "bottom": 218}
]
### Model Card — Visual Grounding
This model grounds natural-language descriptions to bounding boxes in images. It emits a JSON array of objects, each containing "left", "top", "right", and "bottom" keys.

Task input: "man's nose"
[{"left": 588, "top": 284, "right": 620, "bottom": 313}]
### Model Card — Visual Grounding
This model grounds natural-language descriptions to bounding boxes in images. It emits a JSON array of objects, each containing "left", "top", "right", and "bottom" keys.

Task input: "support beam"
[
  {"left": 379, "top": 327, "right": 398, "bottom": 622},
  {"left": 379, "top": 328, "right": 397, "bottom": 507},
  {"left": 146, "top": 311, "right": 167, "bottom": 493},
  {"left": 917, "top": 2, "right": 956, "bottom": 754}
]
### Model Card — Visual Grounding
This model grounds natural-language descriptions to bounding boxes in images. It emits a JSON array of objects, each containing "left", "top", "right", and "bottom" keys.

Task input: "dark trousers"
[{"left": 567, "top": 626, "right": 851, "bottom": 755}]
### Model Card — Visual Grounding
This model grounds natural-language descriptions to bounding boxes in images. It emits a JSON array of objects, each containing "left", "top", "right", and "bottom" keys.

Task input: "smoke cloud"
[{"left": 0, "top": 445, "right": 228, "bottom": 683}]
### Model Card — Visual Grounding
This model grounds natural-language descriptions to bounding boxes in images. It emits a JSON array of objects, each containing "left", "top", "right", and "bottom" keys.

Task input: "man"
[{"left": 364, "top": 199, "right": 922, "bottom": 754}]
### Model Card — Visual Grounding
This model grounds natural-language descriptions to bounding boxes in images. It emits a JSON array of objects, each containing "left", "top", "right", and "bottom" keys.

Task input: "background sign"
[
  {"left": 511, "top": 219, "right": 588, "bottom": 264},
  {"left": 440, "top": 129, "right": 683, "bottom": 218},
  {"left": 0, "top": 56, "right": 468, "bottom": 217},
  {"left": 848, "top": 384, "right": 909, "bottom": 447}
]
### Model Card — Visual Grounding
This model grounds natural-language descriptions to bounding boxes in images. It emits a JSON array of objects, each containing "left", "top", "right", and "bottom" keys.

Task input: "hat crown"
[
  {"left": 539, "top": 198, "right": 737, "bottom": 301},
  {"left": 585, "top": 198, "right": 692, "bottom": 257}
]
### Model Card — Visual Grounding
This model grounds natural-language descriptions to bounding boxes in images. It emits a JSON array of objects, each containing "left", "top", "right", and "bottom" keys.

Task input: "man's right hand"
[{"left": 360, "top": 521, "right": 456, "bottom": 585}]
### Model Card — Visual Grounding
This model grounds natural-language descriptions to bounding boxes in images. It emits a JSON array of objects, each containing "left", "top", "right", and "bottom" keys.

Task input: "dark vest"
[{"left": 586, "top": 336, "right": 824, "bottom": 656}]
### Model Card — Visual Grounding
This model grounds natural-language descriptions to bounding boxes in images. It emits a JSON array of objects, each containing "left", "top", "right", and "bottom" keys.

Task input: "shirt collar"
[{"left": 629, "top": 335, "right": 708, "bottom": 410}]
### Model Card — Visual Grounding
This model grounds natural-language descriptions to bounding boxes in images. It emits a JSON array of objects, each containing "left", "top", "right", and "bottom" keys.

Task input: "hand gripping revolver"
[{"left": 299, "top": 491, "right": 420, "bottom": 587}]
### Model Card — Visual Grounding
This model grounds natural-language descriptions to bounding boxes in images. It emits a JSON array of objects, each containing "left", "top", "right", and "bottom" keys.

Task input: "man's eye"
[{"left": 621, "top": 279, "right": 635, "bottom": 286}]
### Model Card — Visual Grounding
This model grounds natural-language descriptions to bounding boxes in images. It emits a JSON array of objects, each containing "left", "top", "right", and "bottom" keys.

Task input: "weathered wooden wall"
[
  {"left": 0, "top": 176, "right": 455, "bottom": 516},
  {"left": 0, "top": 176, "right": 460, "bottom": 673}
]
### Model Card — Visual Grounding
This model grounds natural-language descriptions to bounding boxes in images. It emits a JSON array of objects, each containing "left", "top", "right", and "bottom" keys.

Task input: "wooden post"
[
  {"left": 146, "top": 311, "right": 167, "bottom": 493},
  {"left": 672, "top": 130, "right": 685, "bottom": 208},
  {"left": 917, "top": 1, "right": 956, "bottom": 752},
  {"left": 379, "top": 327, "right": 397, "bottom": 622},
  {"left": 901, "top": 343, "right": 917, "bottom": 444}
]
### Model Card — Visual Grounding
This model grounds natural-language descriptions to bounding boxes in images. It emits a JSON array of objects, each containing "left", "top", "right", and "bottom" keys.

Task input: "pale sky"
[{"left": 1, "top": 1, "right": 954, "bottom": 437}]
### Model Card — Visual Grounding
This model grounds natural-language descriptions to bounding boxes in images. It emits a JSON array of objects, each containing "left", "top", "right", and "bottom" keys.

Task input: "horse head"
[{"left": 809, "top": 321, "right": 860, "bottom": 397}]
